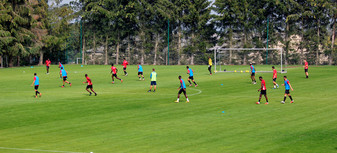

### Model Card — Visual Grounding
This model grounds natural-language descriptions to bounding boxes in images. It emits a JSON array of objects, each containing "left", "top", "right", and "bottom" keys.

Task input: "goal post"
[
  {"left": 213, "top": 48, "right": 287, "bottom": 73},
  {"left": 76, "top": 58, "right": 83, "bottom": 65}
]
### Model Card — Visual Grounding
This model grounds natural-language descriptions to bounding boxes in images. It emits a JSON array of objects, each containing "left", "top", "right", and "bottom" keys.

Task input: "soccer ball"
[{"left": 281, "top": 101, "right": 285, "bottom": 104}]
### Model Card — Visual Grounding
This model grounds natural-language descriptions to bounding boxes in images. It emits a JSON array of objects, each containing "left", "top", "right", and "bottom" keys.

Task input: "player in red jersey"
[
  {"left": 110, "top": 64, "right": 123, "bottom": 84},
  {"left": 272, "top": 66, "right": 279, "bottom": 89},
  {"left": 122, "top": 58, "right": 128, "bottom": 76},
  {"left": 304, "top": 59, "right": 309, "bottom": 78},
  {"left": 257, "top": 76, "right": 268, "bottom": 104},
  {"left": 83, "top": 74, "right": 97, "bottom": 96},
  {"left": 45, "top": 59, "right": 51, "bottom": 74}
]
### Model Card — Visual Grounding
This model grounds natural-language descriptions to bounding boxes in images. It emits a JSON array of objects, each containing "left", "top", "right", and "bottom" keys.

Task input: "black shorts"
[
  {"left": 188, "top": 76, "right": 194, "bottom": 80},
  {"left": 123, "top": 67, "right": 126, "bottom": 70},
  {"left": 138, "top": 72, "right": 143, "bottom": 75},
  {"left": 285, "top": 90, "right": 290, "bottom": 94},
  {"left": 63, "top": 76, "right": 67, "bottom": 81},
  {"left": 178, "top": 88, "right": 186, "bottom": 94},
  {"left": 251, "top": 73, "right": 255, "bottom": 76},
  {"left": 260, "top": 90, "right": 267, "bottom": 95},
  {"left": 273, "top": 78, "right": 277, "bottom": 82},
  {"left": 112, "top": 74, "right": 117, "bottom": 77},
  {"left": 86, "top": 85, "right": 93, "bottom": 89},
  {"left": 34, "top": 85, "right": 39, "bottom": 90},
  {"left": 151, "top": 81, "right": 156, "bottom": 85},
  {"left": 46, "top": 66, "right": 49, "bottom": 69},
  {"left": 305, "top": 69, "right": 308, "bottom": 72}
]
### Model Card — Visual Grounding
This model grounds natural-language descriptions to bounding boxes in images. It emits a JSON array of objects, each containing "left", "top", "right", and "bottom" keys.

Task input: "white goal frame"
[
  {"left": 76, "top": 58, "right": 83, "bottom": 65},
  {"left": 213, "top": 48, "right": 287, "bottom": 73}
]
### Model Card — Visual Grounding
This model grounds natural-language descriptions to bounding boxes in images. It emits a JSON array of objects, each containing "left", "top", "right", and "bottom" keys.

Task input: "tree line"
[{"left": 0, "top": 0, "right": 336, "bottom": 67}]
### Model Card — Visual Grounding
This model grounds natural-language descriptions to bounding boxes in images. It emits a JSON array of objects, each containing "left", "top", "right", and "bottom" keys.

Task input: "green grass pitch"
[{"left": 0, "top": 65, "right": 337, "bottom": 153}]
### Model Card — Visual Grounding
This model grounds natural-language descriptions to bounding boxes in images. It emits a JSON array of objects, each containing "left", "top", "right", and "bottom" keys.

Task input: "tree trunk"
[
  {"left": 330, "top": 17, "right": 335, "bottom": 65},
  {"left": 116, "top": 41, "right": 120, "bottom": 65},
  {"left": 105, "top": 35, "right": 108, "bottom": 65},
  {"left": 17, "top": 55, "right": 20, "bottom": 66},
  {"left": 82, "top": 22, "right": 85, "bottom": 65},
  {"left": 300, "top": 18, "right": 304, "bottom": 65},
  {"left": 140, "top": 31, "right": 145, "bottom": 65},
  {"left": 6, "top": 55, "right": 8, "bottom": 67},
  {"left": 29, "top": 55, "right": 32, "bottom": 65},
  {"left": 153, "top": 33, "right": 159, "bottom": 65},
  {"left": 93, "top": 31, "right": 96, "bottom": 65},
  {"left": 285, "top": 23, "right": 289, "bottom": 65},
  {"left": 177, "top": 26, "right": 182, "bottom": 65},
  {"left": 191, "top": 54, "right": 194, "bottom": 65},
  {"left": 116, "top": 33, "right": 120, "bottom": 65},
  {"left": 8, "top": 56, "right": 13, "bottom": 67},
  {"left": 243, "top": 32, "right": 247, "bottom": 65},
  {"left": 39, "top": 51, "right": 43, "bottom": 66},
  {"left": 190, "top": 33, "right": 195, "bottom": 65},
  {"left": 317, "top": 19, "right": 320, "bottom": 65},
  {"left": 127, "top": 34, "right": 131, "bottom": 62},
  {"left": 0, "top": 55, "right": 3, "bottom": 68},
  {"left": 229, "top": 29, "right": 233, "bottom": 65},
  {"left": 165, "top": 47, "right": 168, "bottom": 65}
]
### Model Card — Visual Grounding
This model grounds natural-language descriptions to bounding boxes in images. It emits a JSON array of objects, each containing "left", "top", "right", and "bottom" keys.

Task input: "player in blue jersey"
[
  {"left": 31, "top": 73, "right": 42, "bottom": 98},
  {"left": 58, "top": 62, "right": 64, "bottom": 69},
  {"left": 250, "top": 63, "right": 256, "bottom": 84},
  {"left": 175, "top": 76, "right": 189, "bottom": 103},
  {"left": 281, "top": 76, "right": 294, "bottom": 104},
  {"left": 186, "top": 66, "right": 198, "bottom": 87},
  {"left": 138, "top": 63, "right": 144, "bottom": 80},
  {"left": 60, "top": 67, "right": 72, "bottom": 88}
]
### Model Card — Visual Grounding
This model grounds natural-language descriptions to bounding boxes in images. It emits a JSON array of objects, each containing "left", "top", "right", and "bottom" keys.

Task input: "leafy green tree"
[
  {"left": 327, "top": 0, "right": 337, "bottom": 65},
  {"left": 0, "top": 0, "right": 35, "bottom": 67},
  {"left": 184, "top": 0, "right": 212, "bottom": 64},
  {"left": 0, "top": 0, "right": 12, "bottom": 67},
  {"left": 152, "top": 0, "right": 175, "bottom": 65},
  {"left": 44, "top": 1, "right": 73, "bottom": 64},
  {"left": 213, "top": 0, "right": 241, "bottom": 64},
  {"left": 30, "top": 0, "right": 49, "bottom": 65}
]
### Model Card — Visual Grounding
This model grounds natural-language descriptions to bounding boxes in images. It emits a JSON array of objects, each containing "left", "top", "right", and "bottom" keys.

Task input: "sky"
[{"left": 60, "top": 0, "right": 72, "bottom": 4}]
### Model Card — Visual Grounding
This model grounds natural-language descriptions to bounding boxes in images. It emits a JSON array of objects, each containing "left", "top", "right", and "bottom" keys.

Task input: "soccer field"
[{"left": 0, "top": 65, "right": 337, "bottom": 153}]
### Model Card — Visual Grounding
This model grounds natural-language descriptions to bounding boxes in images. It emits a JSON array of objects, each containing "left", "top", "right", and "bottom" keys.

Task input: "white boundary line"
[
  {"left": 0, "top": 147, "right": 85, "bottom": 153},
  {"left": 189, "top": 88, "right": 202, "bottom": 96}
]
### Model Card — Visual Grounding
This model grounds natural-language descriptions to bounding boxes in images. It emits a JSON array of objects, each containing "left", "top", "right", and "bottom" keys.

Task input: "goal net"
[{"left": 213, "top": 48, "right": 287, "bottom": 73}]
